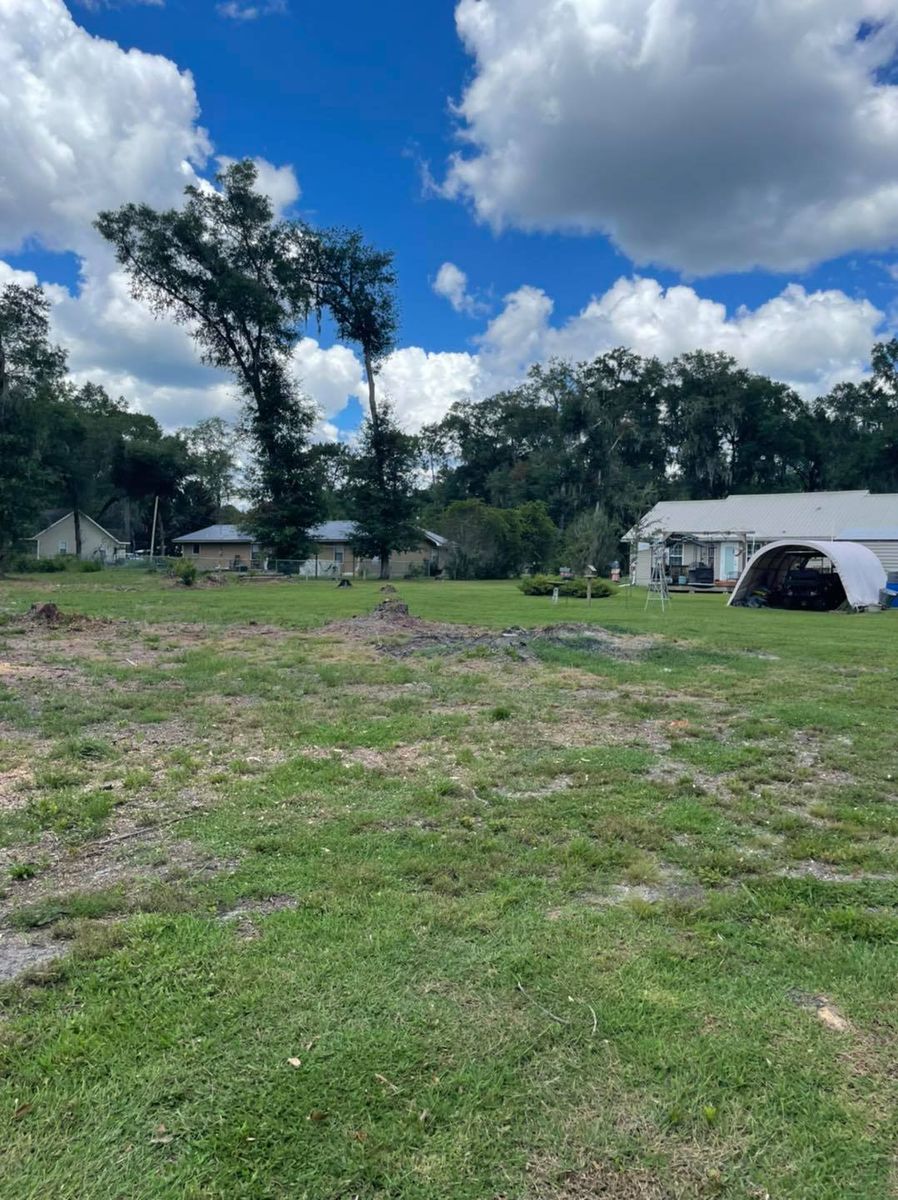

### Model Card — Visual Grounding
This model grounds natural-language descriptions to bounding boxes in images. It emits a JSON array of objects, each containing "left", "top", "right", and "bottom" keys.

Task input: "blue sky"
[{"left": 3, "top": 1, "right": 898, "bottom": 434}]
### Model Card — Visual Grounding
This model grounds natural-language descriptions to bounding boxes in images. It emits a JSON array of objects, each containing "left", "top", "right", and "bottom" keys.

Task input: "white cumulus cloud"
[
  {"left": 477, "top": 277, "right": 883, "bottom": 399},
  {"left": 376, "top": 347, "right": 483, "bottom": 429},
  {"left": 0, "top": 0, "right": 888, "bottom": 440},
  {"left": 216, "top": 156, "right": 300, "bottom": 216},
  {"left": 0, "top": 0, "right": 210, "bottom": 255},
  {"left": 432, "top": 261, "right": 483, "bottom": 315},
  {"left": 443, "top": 0, "right": 898, "bottom": 274}
]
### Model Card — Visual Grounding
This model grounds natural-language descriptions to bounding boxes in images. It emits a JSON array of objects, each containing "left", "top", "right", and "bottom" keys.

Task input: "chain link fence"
[{"left": 273, "top": 558, "right": 344, "bottom": 578}]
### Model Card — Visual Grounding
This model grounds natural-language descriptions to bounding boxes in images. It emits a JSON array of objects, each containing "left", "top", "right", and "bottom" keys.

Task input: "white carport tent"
[{"left": 728, "top": 540, "right": 887, "bottom": 611}]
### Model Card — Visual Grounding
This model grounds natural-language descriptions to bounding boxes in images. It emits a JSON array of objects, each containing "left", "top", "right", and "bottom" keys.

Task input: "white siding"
[{"left": 634, "top": 544, "right": 652, "bottom": 586}]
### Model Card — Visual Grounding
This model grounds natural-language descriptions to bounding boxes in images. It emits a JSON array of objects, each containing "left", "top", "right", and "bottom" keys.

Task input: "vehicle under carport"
[{"left": 728, "top": 539, "right": 887, "bottom": 611}]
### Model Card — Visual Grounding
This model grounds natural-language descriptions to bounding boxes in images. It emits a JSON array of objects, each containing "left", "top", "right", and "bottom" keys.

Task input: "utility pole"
[{"left": 149, "top": 495, "right": 159, "bottom": 561}]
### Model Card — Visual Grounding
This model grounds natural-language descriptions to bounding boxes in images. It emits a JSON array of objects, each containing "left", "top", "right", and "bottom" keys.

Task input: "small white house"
[
  {"left": 30, "top": 512, "right": 129, "bottom": 562},
  {"left": 626, "top": 491, "right": 898, "bottom": 587}
]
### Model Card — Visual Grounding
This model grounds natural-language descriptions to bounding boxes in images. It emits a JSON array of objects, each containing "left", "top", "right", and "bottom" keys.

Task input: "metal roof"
[
  {"left": 173, "top": 524, "right": 257, "bottom": 544},
  {"left": 309, "top": 521, "right": 448, "bottom": 547},
  {"left": 175, "top": 521, "right": 448, "bottom": 547},
  {"left": 627, "top": 491, "right": 898, "bottom": 542},
  {"left": 309, "top": 521, "right": 357, "bottom": 542}
]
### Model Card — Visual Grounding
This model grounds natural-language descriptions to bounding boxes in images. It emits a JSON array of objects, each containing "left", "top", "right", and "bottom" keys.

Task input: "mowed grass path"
[{"left": 0, "top": 573, "right": 896, "bottom": 1199}]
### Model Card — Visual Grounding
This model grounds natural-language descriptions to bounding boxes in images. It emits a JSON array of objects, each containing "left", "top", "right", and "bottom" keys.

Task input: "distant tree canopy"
[
  {"left": 8, "top": 168, "right": 898, "bottom": 579},
  {"left": 420, "top": 342, "right": 898, "bottom": 573},
  {"left": 0, "top": 280, "right": 251, "bottom": 567}
]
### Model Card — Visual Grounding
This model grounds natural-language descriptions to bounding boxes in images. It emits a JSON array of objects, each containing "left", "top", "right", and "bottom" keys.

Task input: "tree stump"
[{"left": 27, "top": 603, "right": 61, "bottom": 625}]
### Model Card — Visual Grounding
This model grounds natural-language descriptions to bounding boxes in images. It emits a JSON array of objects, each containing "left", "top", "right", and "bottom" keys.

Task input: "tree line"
[
  {"left": 0, "top": 283, "right": 244, "bottom": 566},
  {"left": 417, "top": 343, "right": 898, "bottom": 574},
  {"left": 2, "top": 160, "right": 896, "bottom": 576}
]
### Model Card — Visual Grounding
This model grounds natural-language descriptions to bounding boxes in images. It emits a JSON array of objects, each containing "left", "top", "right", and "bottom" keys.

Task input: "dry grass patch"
[{"left": 521, "top": 1157, "right": 669, "bottom": 1199}]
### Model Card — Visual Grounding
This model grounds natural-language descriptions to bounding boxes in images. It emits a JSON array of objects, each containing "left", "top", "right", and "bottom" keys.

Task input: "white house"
[
  {"left": 626, "top": 491, "right": 898, "bottom": 587},
  {"left": 30, "top": 512, "right": 129, "bottom": 562}
]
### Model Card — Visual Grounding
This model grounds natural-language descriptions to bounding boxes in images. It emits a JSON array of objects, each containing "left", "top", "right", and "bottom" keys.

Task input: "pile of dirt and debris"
[
  {"left": 19, "top": 603, "right": 111, "bottom": 632},
  {"left": 328, "top": 605, "right": 657, "bottom": 661},
  {"left": 383, "top": 621, "right": 659, "bottom": 661}
]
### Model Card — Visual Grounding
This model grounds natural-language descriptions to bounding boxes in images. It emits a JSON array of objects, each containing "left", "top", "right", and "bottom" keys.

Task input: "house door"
[{"left": 721, "top": 545, "right": 737, "bottom": 579}]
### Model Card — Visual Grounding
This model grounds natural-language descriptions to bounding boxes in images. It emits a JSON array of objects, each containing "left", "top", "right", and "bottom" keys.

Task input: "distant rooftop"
[
  {"left": 310, "top": 520, "right": 447, "bottom": 547},
  {"left": 173, "top": 524, "right": 256, "bottom": 544},
  {"left": 626, "top": 491, "right": 898, "bottom": 542},
  {"left": 174, "top": 521, "right": 448, "bottom": 547}
]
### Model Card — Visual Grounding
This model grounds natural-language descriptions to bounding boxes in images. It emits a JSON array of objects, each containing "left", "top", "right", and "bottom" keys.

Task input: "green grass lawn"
[{"left": 0, "top": 571, "right": 896, "bottom": 1199}]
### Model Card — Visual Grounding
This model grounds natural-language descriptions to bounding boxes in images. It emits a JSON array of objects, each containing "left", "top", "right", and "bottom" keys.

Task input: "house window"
[
  {"left": 192, "top": 545, "right": 200, "bottom": 556},
  {"left": 334, "top": 549, "right": 344, "bottom": 565},
  {"left": 668, "top": 542, "right": 684, "bottom": 567},
  {"left": 58, "top": 540, "right": 68, "bottom": 554}
]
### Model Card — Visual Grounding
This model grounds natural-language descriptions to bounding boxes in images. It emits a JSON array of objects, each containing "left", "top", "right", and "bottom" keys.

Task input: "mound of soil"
[
  {"left": 374, "top": 598, "right": 409, "bottom": 617},
  {"left": 328, "top": 605, "right": 656, "bottom": 661},
  {"left": 20, "top": 603, "right": 113, "bottom": 632}
]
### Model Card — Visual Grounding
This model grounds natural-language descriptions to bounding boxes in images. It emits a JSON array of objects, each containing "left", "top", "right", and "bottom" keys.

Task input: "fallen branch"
[
  {"left": 515, "top": 980, "right": 571, "bottom": 1025},
  {"left": 79, "top": 812, "right": 205, "bottom": 855}
]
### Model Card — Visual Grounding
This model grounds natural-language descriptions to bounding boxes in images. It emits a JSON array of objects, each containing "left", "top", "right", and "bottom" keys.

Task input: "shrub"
[
  {"left": 16, "top": 555, "right": 69, "bottom": 574},
  {"left": 518, "top": 574, "right": 616, "bottom": 599},
  {"left": 174, "top": 559, "right": 198, "bottom": 587},
  {"left": 78, "top": 560, "right": 103, "bottom": 573}
]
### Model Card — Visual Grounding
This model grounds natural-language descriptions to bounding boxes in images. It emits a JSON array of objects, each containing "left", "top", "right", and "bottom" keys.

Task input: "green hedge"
[
  {"left": 518, "top": 574, "right": 616, "bottom": 599},
  {"left": 13, "top": 555, "right": 105, "bottom": 574}
]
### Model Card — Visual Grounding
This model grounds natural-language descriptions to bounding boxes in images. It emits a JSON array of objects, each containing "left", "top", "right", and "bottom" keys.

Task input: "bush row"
[
  {"left": 12, "top": 555, "right": 103, "bottom": 574},
  {"left": 518, "top": 574, "right": 616, "bottom": 599}
]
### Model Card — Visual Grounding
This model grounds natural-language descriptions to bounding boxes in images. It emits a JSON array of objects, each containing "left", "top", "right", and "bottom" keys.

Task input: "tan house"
[
  {"left": 306, "top": 521, "right": 448, "bottom": 578},
  {"left": 173, "top": 524, "right": 261, "bottom": 570},
  {"left": 30, "top": 511, "right": 128, "bottom": 562},
  {"left": 173, "top": 520, "right": 448, "bottom": 576}
]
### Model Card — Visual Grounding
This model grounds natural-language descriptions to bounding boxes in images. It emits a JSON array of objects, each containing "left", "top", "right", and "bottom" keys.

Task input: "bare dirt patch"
[
  {"left": 0, "top": 930, "right": 62, "bottom": 984},
  {"left": 218, "top": 894, "right": 299, "bottom": 940},
  {"left": 775, "top": 860, "right": 898, "bottom": 883},
  {"left": 327, "top": 605, "right": 658, "bottom": 663},
  {"left": 0, "top": 764, "right": 33, "bottom": 812},
  {"left": 298, "top": 741, "right": 447, "bottom": 774},
  {"left": 0, "top": 829, "right": 233, "bottom": 917},
  {"left": 499, "top": 774, "right": 574, "bottom": 800},
  {"left": 521, "top": 1159, "right": 669, "bottom": 1199},
  {"left": 788, "top": 990, "right": 852, "bottom": 1033},
  {"left": 576, "top": 880, "right": 707, "bottom": 909}
]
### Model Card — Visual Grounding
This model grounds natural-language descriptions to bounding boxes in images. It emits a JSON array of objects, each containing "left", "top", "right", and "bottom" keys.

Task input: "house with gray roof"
[
  {"left": 306, "top": 521, "right": 449, "bottom": 578},
  {"left": 172, "top": 524, "right": 261, "bottom": 570},
  {"left": 173, "top": 520, "right": 448, "bottom": 577},
  {"left": 626, "top": 491, "right": 898, "bottom": 587}
]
